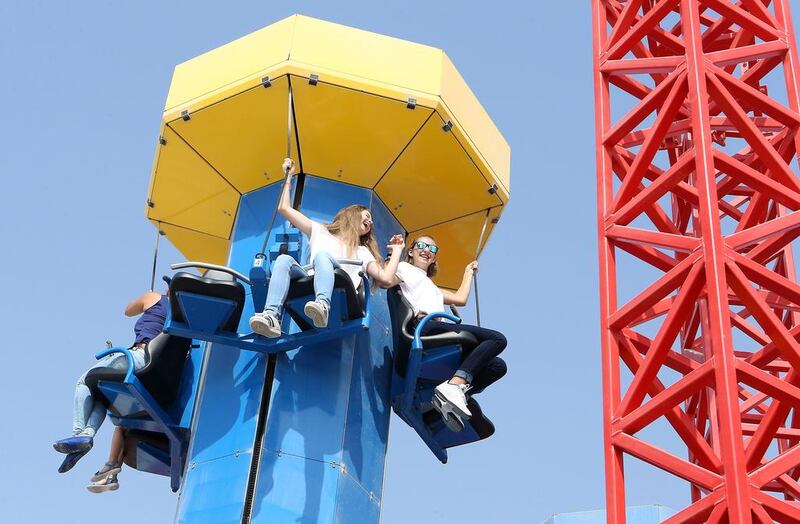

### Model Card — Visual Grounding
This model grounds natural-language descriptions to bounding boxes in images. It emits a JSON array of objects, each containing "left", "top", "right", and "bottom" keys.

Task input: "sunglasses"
[{"left": 414, "top": 241, "right": 439, "bottom": 254}]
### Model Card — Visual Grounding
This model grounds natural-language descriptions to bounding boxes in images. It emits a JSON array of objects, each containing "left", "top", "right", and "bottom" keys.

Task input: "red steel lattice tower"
[{"left": 593, "top": 1, "right": 800, "bottom": 522}]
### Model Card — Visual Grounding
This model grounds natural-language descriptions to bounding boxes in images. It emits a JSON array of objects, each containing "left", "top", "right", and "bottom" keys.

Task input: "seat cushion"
[{"left": 169, "top": 271, "right": 245, "bottom": 332}]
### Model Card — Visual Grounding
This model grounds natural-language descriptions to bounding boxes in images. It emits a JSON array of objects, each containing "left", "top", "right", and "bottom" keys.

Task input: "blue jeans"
[
  {"left": 73, "top": 348, "right": 146, "bottom": 437},
  {"left": 264, "top": 253, "right": 339, "bottom": 315}
]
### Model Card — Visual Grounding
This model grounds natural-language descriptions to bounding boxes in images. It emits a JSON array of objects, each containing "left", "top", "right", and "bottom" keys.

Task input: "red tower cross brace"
[{"left": 593, "top": 1, "right": 800, "bottom": 522}]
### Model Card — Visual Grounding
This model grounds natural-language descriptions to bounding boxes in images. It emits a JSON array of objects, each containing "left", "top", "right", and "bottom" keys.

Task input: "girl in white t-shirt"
[
  {"left": 387, "top": 235, "right": 507, "bottom": 432},
  {"left": 250, "top": 158, "right": 405, "bottom": 337}
]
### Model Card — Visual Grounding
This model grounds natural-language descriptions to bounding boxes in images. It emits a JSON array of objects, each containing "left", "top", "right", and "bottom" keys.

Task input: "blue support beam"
[{"left": 173, "top": 177, "right": 402, "bottom": 524}]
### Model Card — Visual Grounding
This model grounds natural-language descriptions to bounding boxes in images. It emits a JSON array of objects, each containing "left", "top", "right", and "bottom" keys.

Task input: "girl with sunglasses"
[
  {"left": 387, "top": 235, "right": 507, "bottom": 431},
  {"left": 249, "top": 158, "right": 405, "bottom": 337}
]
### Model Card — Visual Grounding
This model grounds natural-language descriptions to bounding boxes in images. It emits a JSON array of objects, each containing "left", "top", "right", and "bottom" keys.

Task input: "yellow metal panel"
[
  {"left": 147, "top": 126, "right": 240, "bottom": 239},
  {"left": 407, "top": 207, "right": 503, "bottom": 290},
  {"left": 292, "top": 79, "right": 433, "bottom": 188},
  {"left": 375, "top": 112, "right": 504, "bottom": 232},
  {"left": 164, "top": 15, "right": 296, "bottom": 112},
  {"left": 170, "top": 76, "right": 293, "bottom": 194},
  {"left": 289, "top": 15, "right": 443, "bottom": 96},
  {"left": 439, "top": 55, "right": 511, "bottom": 194},
  {"left": 153, "top": 221, "right": 230, "bottom": 265}
]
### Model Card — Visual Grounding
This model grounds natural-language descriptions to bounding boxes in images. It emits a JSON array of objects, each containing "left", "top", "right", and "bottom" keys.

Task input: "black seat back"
[
  {"left": 168, "top": 271, "right": 245, "bottom": 332},
  {"left": 387, "top": 286, "right": 417, "bottom": 376},
  {"left": 85, "top": 333, "right": 192, "bottom": 410},
  {"left": 287, "top": 268, "right": 365, "bottom": 319},
  {"left": 137, "top": 333, "right": 192, "bottom": 407}
]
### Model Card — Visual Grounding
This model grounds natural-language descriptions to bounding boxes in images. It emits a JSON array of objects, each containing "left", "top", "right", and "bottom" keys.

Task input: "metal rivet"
[
  {"left": 487, "top": 184, "right": 498, "bottom": 195},
  {"left": 261, "top": 76, "right": 272, "bottom": 88},
  {"left": 406, "top": 98, "right": 417, "bottom": 109},
  {"left": 181, "top": 110, "right": 191, "bottom": 121},
  {"left": 442, "top": 121, "right": 453, "bottom": 132},
  {"left": 491, "top": 217, "right": 499, "bottom": 224},
  {"left": 147, "top": 199, "right": 155, "bottom": 208},
  {"left": 309, "top": 74, "right": 319, "bottom": 86},
  {"left": 158, "top": 136, "right": 167, "bottom": 146}
]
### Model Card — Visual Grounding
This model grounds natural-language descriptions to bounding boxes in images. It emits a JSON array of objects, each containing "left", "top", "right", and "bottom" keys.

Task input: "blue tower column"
[{"left": 174, "top": 177, "right": 401, "bottom": 524}]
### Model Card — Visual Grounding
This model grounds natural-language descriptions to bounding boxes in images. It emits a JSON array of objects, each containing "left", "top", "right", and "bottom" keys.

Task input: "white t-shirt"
[
  {"left": 309, "top": 221, "right": 376, "bottom": 289},
  {"left": 395, "top": 261, "right": 444, "bottom": 316}
]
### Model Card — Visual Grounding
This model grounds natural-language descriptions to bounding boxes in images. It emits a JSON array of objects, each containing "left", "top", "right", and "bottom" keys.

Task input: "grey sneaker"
[
  {"left": 304, "top": 299, "right": 330, "bottom": 328},
  {"left": 249, "top": 311, "right": 282, "bottom": 338},
  {"left": 87, "top": 473, "right": 119, "bottom": 493}
]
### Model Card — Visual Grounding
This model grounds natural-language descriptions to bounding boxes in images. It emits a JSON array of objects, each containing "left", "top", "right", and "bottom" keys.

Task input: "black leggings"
[{"left": 421, "top": 322, "right": 508, "bottom": 394}]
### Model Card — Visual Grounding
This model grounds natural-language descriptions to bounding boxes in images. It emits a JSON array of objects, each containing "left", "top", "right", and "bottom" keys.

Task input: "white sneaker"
[
  {"left": 249, "top": 311, "right": 282, "bottom": 338},
  {"left": 304, "top": 299, "right": 330, "bottom": 328},
  {"left": 433, "top": 381, "right": 472, "bottom": 419}
]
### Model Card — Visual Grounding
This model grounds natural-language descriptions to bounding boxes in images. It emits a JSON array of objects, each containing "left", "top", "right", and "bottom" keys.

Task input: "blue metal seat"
[
  {"left": 387, "top": 286, "right": 495, "bottom": 463},
  {"left": 85, "top": 333, "right": 193, "bottom": 491},
  {"left": 164, "top": 261, "right": 371, "bottom": 354}
]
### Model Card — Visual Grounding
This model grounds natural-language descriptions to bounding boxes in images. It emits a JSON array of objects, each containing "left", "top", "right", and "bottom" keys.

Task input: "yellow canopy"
[{"left": 146, "top": 14, "right": 510, "bottom": 288}]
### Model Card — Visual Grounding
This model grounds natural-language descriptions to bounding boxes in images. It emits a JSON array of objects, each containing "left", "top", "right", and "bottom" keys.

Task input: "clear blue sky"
[{"left": 4, "top": 1, "right": 797, "bottom": 523}]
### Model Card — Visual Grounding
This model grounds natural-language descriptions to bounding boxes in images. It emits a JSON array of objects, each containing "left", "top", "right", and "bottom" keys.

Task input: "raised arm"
[
  {"left": 125, "top": 291, "right": 162, "bottom": 317},
  {"left": 369, "top": 234, "right": 405, "bottom": 287},
  {"left": 441, "top": 261, "right": 478, "bottom": 307},
  {"left": 276, "top": 158, "right": 313, "bottom": 237}
]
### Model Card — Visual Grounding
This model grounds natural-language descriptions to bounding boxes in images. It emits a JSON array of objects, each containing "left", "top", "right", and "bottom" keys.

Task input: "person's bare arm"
[
  {"left": 368, "top": 234, "right": 405, "bottom": 287},
  {"left": 441, "top": 261, "right": 478, "bottom": 307},
  {"left": 124, "top": 291, "right": 162, "bottom": 317},
  {"left": 276, "top": 158, "right": 313, "bottom": 236}
]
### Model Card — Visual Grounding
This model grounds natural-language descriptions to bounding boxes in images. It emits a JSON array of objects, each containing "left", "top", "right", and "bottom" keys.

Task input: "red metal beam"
[{"left": 593, "top": 0, "right": 800, "bottom": 521}]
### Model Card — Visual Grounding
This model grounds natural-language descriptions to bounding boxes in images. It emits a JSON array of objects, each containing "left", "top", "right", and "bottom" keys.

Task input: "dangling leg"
[
  {"left": 304, "top": 252, "right": 339, "bottom": 328},
  {"left": 55, "top": 353, "right": 121, "bottom": 472},
  {"left": 87, "top": 427, "right": 125, "bottom": 493},
  {"left": 468, "top": 357, "right": 508, "bottom": 396},
  {"left": 250, "top": 254, "right": 307, "bottom": 338},
  {"left": 431, "top": 324, "right": 507, "bottom": 426}
]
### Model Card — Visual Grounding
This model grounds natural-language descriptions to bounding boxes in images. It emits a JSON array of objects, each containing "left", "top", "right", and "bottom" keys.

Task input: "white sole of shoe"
[
  {"left": 304, "top": 302, "right": 329, "bottom": 328},
  {"left": 433, "top": 389, "right": 472, "bottom": 419},
  {"left": 432, "top": 394, "right": 470, "bottom": 429},
  {"left": 444, "top": 412, "right": 465, "bottom": 432},
  {"left": 249, "top": 316, "right": 281, "bottom": 338},
  {"left": 86, "top": 481, "right": 119, "bottom": 494},
  {"left": 90, "top": 466, "right": 121, "bottom": 482}
]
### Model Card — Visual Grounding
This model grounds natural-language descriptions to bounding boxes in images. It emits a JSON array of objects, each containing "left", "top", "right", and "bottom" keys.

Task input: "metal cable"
[
  {"left": 259, "top": 81, "right": 295, "bottom": 256},
  {"left": 473, "top": 209, "right": 491, "bottom": 327},
  {"left": 149, "top": 224, "right": 163, "bottom": 291}
]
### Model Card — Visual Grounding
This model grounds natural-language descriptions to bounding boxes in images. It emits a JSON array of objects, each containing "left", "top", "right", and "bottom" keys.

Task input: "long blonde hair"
[{"left": 326, "top": 205, "right": 383, "bottom": 266}]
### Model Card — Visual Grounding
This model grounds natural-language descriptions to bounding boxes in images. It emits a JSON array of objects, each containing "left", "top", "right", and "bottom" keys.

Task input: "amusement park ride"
[
  {"left": 83, "top": 15, "right": 510, "bottom": 524},
  {"left": 593, "top": 0, "right": 800, "bottom": 522}
]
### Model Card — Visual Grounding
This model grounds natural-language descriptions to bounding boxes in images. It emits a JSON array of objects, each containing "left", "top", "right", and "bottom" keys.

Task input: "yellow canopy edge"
[{"left": 148, "top": 15, "right": 511, "bottom": 284}]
